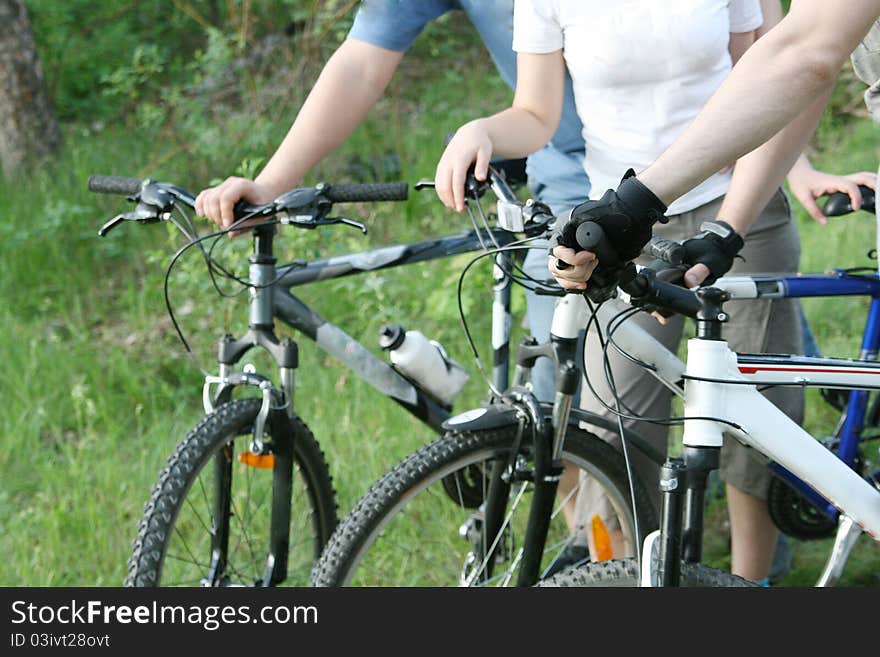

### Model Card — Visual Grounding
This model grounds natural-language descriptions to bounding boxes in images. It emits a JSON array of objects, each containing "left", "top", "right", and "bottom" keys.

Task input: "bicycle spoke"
[
  {"left": 171, "top": 525, "right": 208, "bottom": 573},
  {"left": 163, "top": 551, "right": 212, "bottom": 569},
  {"left": 229, "top": 493, "right": 261, "bottom": 576},
  {"left": 465, "top": 480, "right": 528, "bottom": 586}
]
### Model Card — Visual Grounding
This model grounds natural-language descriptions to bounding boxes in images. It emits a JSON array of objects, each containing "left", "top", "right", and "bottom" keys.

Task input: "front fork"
[
  {"left": 200, "top": 363, "right": 297, "bottom": 587},
  {"left": 199, "top": 254, "right": 300, "bottom": 585},
  {"left": 515, "top": 336, "right": 580, "bottom": 585},
  {"left": 477, "top": 292, "right": 581, "bottom": 586}
]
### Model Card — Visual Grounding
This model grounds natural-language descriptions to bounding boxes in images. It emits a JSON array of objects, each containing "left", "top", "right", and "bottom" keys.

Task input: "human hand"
[
  {"left": 648, "top": 222, "right": 742, "bottom": 324},
  {"left": 195, "top": 177, "right": 281, "bottom": 232},
  {"left": 547, "top": 245, "right": 598, "bottom": 290},
  {"left": 550, "top": 173, "right": 667, "bottom": 266},
  {"left": 787, "top": 168, "right": 877, "bottom": 225},
  {"left": 679, "top": 220, "right": 743, "bottom": 286},
  {"left": 434, "top": 119, "right": 493, "bottom": 212}
]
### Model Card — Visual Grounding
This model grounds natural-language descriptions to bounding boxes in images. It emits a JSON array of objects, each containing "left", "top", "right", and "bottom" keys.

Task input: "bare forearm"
[
  {"left": 639, "top": 0, "right": 879, "bottom": 204},
  {"left": 482, "top": 50, "right": 564, "bottom": 158},
  {"left": 718, "top": 80, "right": 834, "bottom": 234},
  {"left": 255, "top": 39, "right": 402, "bottom": 194},
  {"left": 480, "top": 107, "right": 558, "bottom": 159}
]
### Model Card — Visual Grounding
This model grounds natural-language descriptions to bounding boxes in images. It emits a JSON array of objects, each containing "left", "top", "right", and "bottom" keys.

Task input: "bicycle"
[
  {"left": 540, "top": 190, "right": 880, "bottom": 587},
  {"left": 310, "top": 185, "right": 880, "bottom": 587},
  {"left": 88, "top": 164, "right": 606, "bottom": 587}
]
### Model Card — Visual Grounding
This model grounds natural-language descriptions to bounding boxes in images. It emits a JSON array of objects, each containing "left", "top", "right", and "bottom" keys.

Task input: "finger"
[
  {"left": 848, "top": 172, "right": 878, "bottom": 190},
  {"left": 683, "top": 263, "right": 710, "bottom": 288},
  {"left": 800, "top": 194, "right": 827, "bottom": 224},
  {"left": 840, "top": 180, "right": 863, "bottom": 211},
  {"left": 194, "top": 189, "right": 208, "bottom": 217},
  {"left": 547, "top": 256, "right": 585, "bottom": 279},
  {"left": 219, "top": 188, "right": 241, "bottom": 230},
  {"left": 556, "top": 277, "right": 587, "bottom": 290},
  {"left": 651, "top": 311, "right": 669, "bottom": 326},
  {"left": 451, "top": 157, "right": 468, "bottom": 212},
  {"left": 547, "top": 256, "right": 577, "bottom": 277},
  {"left": 205, "top": 193, "right": 222, "bottom": 228},
  {"left": 552, "top": 245, "right": 594, "bottom": 266},
  {"left": 474, "top": 145, "right": 491, "bottom": 181},
  {"left": 583, "top": 258, "right": 599, "bottom": 279},
  {"left": 434, "top": 160, "right": 453, "bottom": 210}
]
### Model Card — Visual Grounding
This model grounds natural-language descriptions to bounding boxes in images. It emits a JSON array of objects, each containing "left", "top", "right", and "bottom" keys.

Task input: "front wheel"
[
  {"left": 126, "top": 398, "right": 337, "bottom": 586},
  {"left": 538, "top": 558, "right": 757, "bottom": 587},
  {"left": 311, "top": 424, "right": 657, "bottom": 586}
]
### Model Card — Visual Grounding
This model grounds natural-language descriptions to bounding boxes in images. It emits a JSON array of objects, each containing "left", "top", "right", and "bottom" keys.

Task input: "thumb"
[
  {"left": 684, "top": 263, "right": 710, "bottom": 288},
  {"left": 805, "top": 198, "right": 828, "bottom": 225}
]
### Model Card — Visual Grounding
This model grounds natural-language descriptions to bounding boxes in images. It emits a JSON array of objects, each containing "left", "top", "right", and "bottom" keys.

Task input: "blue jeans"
[{"left": 523, "top": 176, "right": 590, "bottom": 402}]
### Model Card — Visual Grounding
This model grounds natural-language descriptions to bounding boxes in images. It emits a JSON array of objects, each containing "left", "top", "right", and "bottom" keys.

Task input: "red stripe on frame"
[{"left": 738, "top": 366, "right": 880, "bottom": 375}]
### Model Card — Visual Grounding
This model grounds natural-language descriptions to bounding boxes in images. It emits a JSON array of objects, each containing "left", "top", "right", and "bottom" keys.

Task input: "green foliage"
[{"left": 3, "top": 2, "right": 879, "bottom": 586}]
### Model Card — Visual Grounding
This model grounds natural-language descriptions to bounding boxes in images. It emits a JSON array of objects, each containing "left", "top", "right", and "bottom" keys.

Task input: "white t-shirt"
[{"left": 513, "top": 0, "right": 763, "bottom": 215}]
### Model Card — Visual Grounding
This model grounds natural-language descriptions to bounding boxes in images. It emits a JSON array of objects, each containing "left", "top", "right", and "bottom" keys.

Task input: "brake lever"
[
  {"left": 98, "top": 214, "right": 127, "bottom": 237},
  {"left": 414, "top": 179, "right": 435, "bottom": 191},
  {"left": 318, "top": 216, "right": 368, "bottom": 234},
  {"left": 97, "top": 207, "right": 162, "bottom": 237}
]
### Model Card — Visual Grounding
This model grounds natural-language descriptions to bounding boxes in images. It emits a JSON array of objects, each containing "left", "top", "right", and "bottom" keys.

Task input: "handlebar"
[
  {"left": 88, "top": 175, "right": 143, "bottom": 196},
  {"left": 822, "top": 184, "right": 875, "bottom": 217},
  {"left": 414, "top": 162, "right": 554, "bottom": 237},
  {"left": 88, "top": 175, "right": 409, "bottom": 237},
  {"left": 321, "top": 182, "right": 408, "bottom": 203},
  {"left": 619, "top": 267, "right": 703, "bottom": 318}
]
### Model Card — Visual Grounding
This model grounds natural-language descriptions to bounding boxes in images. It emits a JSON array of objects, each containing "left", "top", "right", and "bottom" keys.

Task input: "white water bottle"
[{"left": 379, "top": 324, "right": 469, "bottom": 405}]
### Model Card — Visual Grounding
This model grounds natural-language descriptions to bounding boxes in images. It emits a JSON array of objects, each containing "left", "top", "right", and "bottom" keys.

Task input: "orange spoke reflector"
[
  {"left": 238, "top": 452, "right": 275, "bottom": 469},
  {"left": 591, "top": 515, "right": 613, "bottom": 562}
]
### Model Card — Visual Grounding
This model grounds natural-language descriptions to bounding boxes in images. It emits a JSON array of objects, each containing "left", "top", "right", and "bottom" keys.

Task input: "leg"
[
  {"left": 726, "top": 483, "right": 779, "bottom": 581},
  {"left": 799, "top": 302, "right": 822, "bottom": 357},
  {"left": 522, "top": 245, "right": 558, "bottom": 403},
  {"left": 720, "top": 189, "right": 804, "bottom": 582}
]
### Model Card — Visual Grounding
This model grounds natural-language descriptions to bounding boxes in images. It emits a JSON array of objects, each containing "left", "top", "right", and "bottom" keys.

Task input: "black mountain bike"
[{"left": 88, "top": 163, "right": 558, "bottom": 587}]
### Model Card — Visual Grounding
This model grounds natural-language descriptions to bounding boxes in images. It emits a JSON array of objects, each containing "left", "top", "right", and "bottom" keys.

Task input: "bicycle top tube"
[{"left": 715, "top": 271, "right": 880, "bottom": 300}]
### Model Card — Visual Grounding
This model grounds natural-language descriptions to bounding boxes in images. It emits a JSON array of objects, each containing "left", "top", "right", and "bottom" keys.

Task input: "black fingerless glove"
[
  {"left": 680, "top": 220, "right": 744, "bottom": 284},
  {"left": 550, "top": 169, "right": 668, "bottom": 263}
]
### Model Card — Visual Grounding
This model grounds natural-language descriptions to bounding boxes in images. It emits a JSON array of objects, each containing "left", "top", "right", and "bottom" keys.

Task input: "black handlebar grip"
[
  {"left": 574, "top": 221, "right": 618, "bottom": 265},
  {"left": 823, "top": 184, "right": 876, "bottom": 217},
  {"left": 622, "top": 274, "right": 702, "bottom": 318},
  {"left": 642, "top": 235, "right": 684, "bottom": 265},
  {"left": 324, "top": 182, "right": 408, "bottom": 203},
  {"left": 647, "top": 278, "right": 703, "bottom": 317},
  {"left": 87, "top": 175, "right": 143, "bottom": 196}
]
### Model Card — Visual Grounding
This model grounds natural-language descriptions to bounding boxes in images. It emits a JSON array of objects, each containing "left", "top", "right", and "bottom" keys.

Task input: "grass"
[{"left": 1, "top": 11, "right": 878, "bottom": 586}]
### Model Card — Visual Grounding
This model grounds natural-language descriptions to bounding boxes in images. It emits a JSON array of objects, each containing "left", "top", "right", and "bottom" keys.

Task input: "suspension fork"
[
  {"left": 516, "top": 334, "right": 580, "bottom": 586},
  {"left": 654, "top": 290, "right": 725, "bottom": 586}
]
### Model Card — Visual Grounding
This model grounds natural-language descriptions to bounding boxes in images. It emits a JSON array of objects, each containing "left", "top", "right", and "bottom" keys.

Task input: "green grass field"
[{"left": 1, "top": 13, "right": 879, "bottom": 586}]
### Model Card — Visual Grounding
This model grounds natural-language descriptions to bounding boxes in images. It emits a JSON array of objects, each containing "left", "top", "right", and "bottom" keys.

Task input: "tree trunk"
[{"left": 0, "top": 0, "right": 61, "bottom": 180}]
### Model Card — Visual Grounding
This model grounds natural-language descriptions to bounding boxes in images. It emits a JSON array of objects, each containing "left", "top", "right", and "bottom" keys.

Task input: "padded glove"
[
  {"left": 550, "top": 169, "right": 667, "bottom": 264},
  {"left": 680, "top": 220, "right": 744, "bottom": 285}
]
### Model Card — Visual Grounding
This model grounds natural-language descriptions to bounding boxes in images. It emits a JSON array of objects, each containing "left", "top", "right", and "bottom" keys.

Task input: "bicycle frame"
[
  {"left": 194, "top": 220, "right": 524, "bottom": 585},
  {"left": 203, "top": 222, "right": 521, "bottom": 432},
  {"left": 586, "top": 269, "right": 880, "bottom": 585}
]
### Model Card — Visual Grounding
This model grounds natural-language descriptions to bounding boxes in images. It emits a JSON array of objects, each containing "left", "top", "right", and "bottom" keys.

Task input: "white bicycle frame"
[{"left": 550, "top": 286, "right": 880, "bottom": 585}]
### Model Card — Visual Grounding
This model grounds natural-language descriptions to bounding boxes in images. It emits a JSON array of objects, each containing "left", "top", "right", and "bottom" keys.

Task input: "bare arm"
[
  {"left": 719, "top": 0, "right": 876, "bottom": 235},
  {"left": 638, "top": 0, "right": 880, "bottom": 205},
  {"left": 716, "top": 84, "right": 833, "bottom": 235},
  {"left": 434, "top": 50, "right": 565, "bottom": 211},
  {"left": 756, "top": 0, "right": 783, "bottom": 37},
  {"left": 195, "top": 38, "right": 403, "bottom": 228}
]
